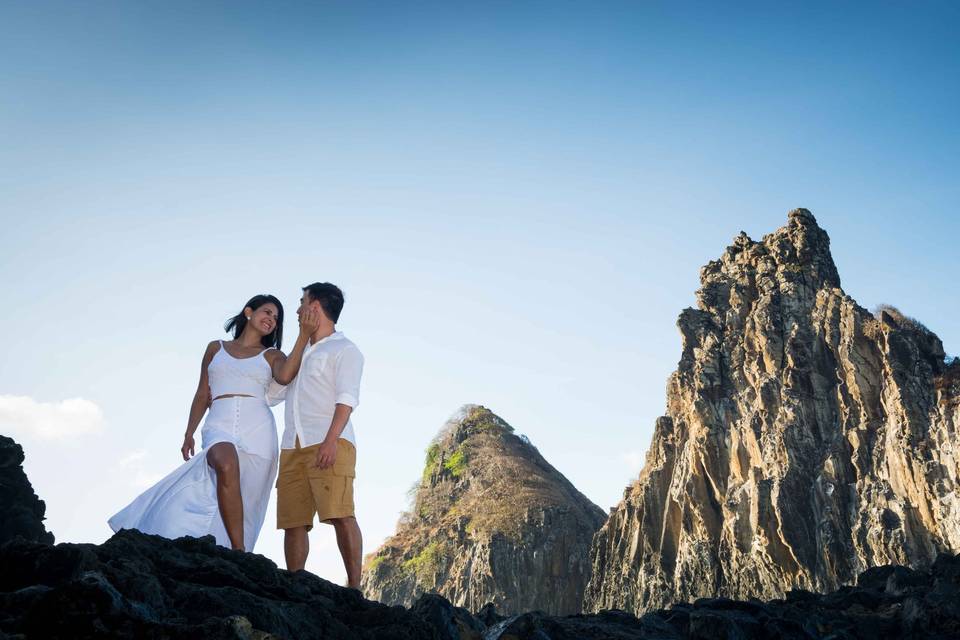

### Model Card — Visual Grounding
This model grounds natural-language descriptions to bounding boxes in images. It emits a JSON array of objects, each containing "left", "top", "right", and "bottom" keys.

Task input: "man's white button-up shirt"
[{"left": 278, "top": 331, "right": 364, "bottom": 450}]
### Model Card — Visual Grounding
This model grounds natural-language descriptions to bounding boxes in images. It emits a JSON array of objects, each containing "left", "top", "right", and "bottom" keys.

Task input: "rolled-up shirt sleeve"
[
  {"left": 334, "top": 345, "right": 364, "bottom": 408},
  {"left": 265, "top": 380, "right": 287, "bottom": 407}
]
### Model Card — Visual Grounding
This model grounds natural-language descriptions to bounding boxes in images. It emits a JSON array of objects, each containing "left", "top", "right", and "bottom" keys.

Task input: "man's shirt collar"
[{"left": 309, "top": 330, "right": 345, "bottom": 347}]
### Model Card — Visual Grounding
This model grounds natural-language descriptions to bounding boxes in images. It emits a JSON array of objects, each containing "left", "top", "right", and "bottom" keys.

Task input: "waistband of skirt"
[
  {"left": 211, "top": 394, "right": 266, "bottom": 403},
  {"left": 207, "top": 397, "right": 271, "bottom": 418}
]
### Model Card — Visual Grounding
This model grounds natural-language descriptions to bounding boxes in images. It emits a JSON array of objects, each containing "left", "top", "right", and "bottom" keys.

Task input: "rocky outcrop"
[
  {"left": 0, "top": 435, "right": 54, "bottom": 545},
  {"left": 0, "top": 529, "right": 452, "bottom": 639},
  {"left": 584, "top": 208, "right": 960, "bottom": 614},
  {"left": 4, "top": 529, "right": 960, "bottom": 639},
  {"left": 361, "top": 405, "right": 607, "bottom": 615},
  {"left": 491, "top": 552, "right": 960, "bottom": 639}
]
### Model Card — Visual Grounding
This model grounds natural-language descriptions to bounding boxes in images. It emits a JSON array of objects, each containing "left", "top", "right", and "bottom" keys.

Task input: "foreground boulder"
[
  {"left": 0, "top": 435, "right": 54, "bottom": 545},
  {"left": 2, "top": 529, "right": 960, "bottom": 638},
  {"left": 362, "top": 405, "right": 607, "bottom": 614},
  {"left": 584, "top": 209, "right": 960, "bottom": 614}
]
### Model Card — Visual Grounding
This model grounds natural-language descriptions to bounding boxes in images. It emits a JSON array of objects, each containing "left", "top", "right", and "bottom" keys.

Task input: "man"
[{"left": 274, "top": 282, "right": 365, "bottom": 588}]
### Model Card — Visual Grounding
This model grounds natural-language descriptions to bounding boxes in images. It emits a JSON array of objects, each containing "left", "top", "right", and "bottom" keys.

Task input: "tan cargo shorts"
[{"left": 276, "top": 438, "right": 355, "bottom": 530}]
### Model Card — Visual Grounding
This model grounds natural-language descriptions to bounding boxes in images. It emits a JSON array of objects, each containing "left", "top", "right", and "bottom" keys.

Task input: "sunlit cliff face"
[{"left": 584, "top": 209, "right": 960, "bottom": 615}]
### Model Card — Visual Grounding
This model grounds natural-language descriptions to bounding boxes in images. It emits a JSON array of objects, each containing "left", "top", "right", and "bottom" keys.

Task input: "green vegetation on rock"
[
  {"left": 401, "top": 541, "right": 444, "bottom": 584},
  {"left": 463, "top": 405, "right": 514, "bottom": 434},
  {"left": 366, "top": 553, "right": 386, "bottom": 572},
  {"left": 443, "top": 445, "right": 468, "bottom": 477},
  {"left": 422, "top": 442, "right": 441, "bottom": 482}
]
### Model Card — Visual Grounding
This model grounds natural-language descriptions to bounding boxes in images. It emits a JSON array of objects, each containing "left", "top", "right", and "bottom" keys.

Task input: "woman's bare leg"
[{"left": 207, "top": 442, "right": 244, "bottom": 550}]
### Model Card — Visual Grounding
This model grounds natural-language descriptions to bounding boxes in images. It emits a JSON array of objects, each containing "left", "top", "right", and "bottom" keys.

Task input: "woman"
[{"left": 109, "top": 294, "right": 320, "bottom": 552}]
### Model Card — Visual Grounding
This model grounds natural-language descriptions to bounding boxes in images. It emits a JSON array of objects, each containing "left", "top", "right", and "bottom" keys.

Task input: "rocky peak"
[
  {"left": 362, "top": 405, "right": 606, "bottom": 615},
  {"left": 414, "top": 405, "right": 517, "bottom": 525},
  {"left": 695, "top": 208, "right": 839, "bottom": 327},
  {"left": 585, "top": 209, "right": 960, "bottom": 614}
]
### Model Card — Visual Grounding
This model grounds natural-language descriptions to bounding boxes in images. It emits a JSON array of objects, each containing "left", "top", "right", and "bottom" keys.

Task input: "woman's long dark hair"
[{"left": 224, "top": 294, "right": 284, "bottom": 349}]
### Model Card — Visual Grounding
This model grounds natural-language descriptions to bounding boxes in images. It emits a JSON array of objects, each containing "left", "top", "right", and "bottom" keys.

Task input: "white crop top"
[{"left": 208, "top": 341, "right": 274, "bottom": 400}]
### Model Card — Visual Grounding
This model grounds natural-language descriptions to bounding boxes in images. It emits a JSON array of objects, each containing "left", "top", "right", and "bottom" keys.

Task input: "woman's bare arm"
[
  {"left": 269, "top": 309, "right": 321, "bottom": 384},
  {"left": 181, "top": 341, "right": 218, "bottom": 460}
]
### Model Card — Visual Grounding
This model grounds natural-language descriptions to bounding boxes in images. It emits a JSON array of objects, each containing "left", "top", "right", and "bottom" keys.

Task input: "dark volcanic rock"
[
  {"left": 410, "top": 593, "right": 485, "bottom": 639},
  {"left": 0, "top": 435, "right": 54, "bottom": 545},
  {"left": 361, "top": 405, "right": 606, "bottom": 615},
  {"left": 0, "top": 530, "right": 440, "bottom": 639},
  {"left": 584, "top": 209, "right": 960, "bottom": 614},
  {"left": 480, "top": 555, "right": 960, "bottom": 639}
]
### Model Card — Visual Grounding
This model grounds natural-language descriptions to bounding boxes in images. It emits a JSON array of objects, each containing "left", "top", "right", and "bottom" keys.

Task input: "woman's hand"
[
  {"left": 299, "top": 308, "right": 322, "bottom": 336},
  {"left": 181, "top": 435, "right": 196, "bottom": 461},
  {"left": 271, "top": 313, "right": 318, "bottom": 385}
]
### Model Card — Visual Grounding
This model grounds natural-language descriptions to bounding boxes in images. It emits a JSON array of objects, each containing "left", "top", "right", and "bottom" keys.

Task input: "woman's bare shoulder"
[{"left": 263, "top": 347, "right": 285, "bottom": 363}]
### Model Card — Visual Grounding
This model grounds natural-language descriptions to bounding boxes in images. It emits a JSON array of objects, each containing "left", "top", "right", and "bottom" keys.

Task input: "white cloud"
[{"left": 0, "top": 395, "right": 105, "bottom": 440}]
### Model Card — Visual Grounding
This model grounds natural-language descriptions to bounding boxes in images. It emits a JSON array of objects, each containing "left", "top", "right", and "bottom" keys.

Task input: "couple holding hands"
[{"left": 109, "top": 282, "right": 365, "bottom": 588}]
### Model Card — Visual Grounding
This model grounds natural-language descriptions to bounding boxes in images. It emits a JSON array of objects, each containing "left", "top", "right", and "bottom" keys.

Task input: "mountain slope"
[{"left": 362, "top": 405, "right": 606, "bottom": 615}]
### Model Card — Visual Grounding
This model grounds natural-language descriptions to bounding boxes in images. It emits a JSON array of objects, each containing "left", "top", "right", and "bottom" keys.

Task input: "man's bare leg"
[
  {"left": 330, "top": 516, "right": 363, "bottom": 588},
  {"left": 207, "top": 442, "right": 244, "bottom": 551},
  {"left": 284, "top": 526, "right": 309, "bottom": 571}
]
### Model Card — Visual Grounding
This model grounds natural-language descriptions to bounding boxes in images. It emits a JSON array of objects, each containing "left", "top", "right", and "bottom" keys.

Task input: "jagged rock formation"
[
  {"left": 361, "top": 405, "right": 607, "bottom": 615},
  {"left": 0, "top": 435, "right": 54, "bottom": 545},
  {"left": 585, "top": 208, "right": 960, "bottom": 614}
]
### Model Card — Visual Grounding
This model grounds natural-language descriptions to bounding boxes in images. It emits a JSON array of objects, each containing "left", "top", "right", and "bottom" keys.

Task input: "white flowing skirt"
[{"left": 108, "top": 396, "right": 279, "bottom": 552}]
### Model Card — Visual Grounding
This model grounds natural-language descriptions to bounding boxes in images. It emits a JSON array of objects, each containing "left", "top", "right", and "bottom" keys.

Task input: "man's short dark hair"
[{"left": 303, "top": 282, "right": 345, "bottom": 323}]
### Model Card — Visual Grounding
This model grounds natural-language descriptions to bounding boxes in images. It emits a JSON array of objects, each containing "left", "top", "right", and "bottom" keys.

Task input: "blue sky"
[{"left": 1, "top": 1, "right": 958, "bottom": 584}]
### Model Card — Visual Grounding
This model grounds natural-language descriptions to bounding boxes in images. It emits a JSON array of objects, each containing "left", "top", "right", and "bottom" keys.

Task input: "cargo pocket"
[
  {"left": 341, "top": 476, "right": 354, "bottom": 506},
  {"left": 333, "top": 440, "right": 356, "bottom": 505},
  {"left": 332, "top": 440, "right": 356, "bottom": 475}
]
